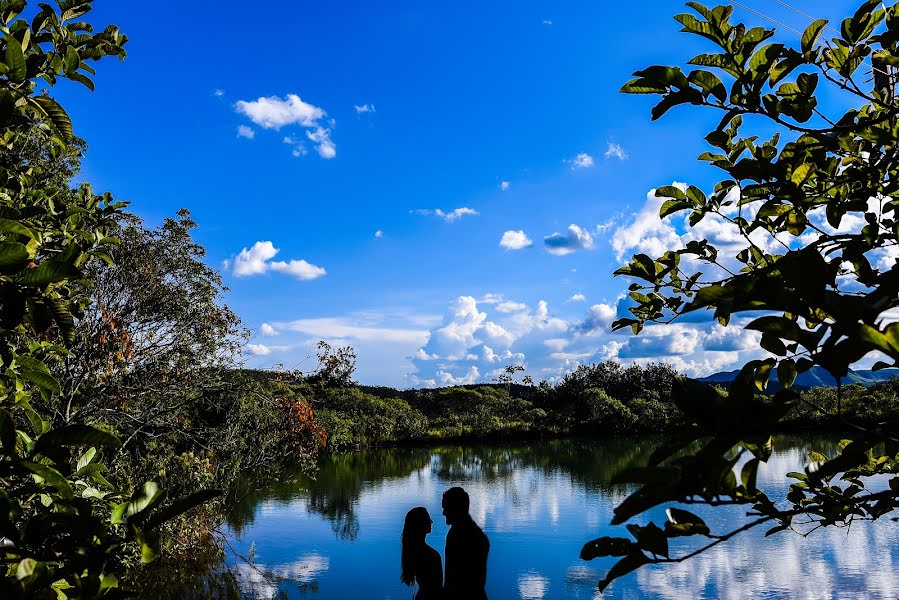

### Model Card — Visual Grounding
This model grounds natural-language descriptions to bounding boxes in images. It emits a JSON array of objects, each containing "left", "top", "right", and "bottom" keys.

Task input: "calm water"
[{"left": 220, "top": 437, "right": 899, "bottom": 599}]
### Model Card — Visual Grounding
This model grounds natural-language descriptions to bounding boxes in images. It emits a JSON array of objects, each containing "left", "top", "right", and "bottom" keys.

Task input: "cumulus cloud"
[
  {"left": 213, "top": 89, "right": 225, "bottom": 97},
  {"left": 544, "top": 224, "right": 594, "bottom": 255},
  {"left": 354, "top": 103, "right": 375, "bottom": 113},
  {"left": 374, "top": 230, "right": 384, "bottom": 239},
  {"left": 246, "top": 343, "right": 273, "bottom": 356},
  {"left": 577, "top": 303, "right": 617, "bottom": 333},
  {"left": 236, "top": 125, "right": 255, "bottom": 139},
  {"left": 406, "top": 292, "right": 763, "bottom": 387},
  {"left": 230, "top": 241, "right": 326, "bottom": 281},
  {"left": 260, "top": 323, "right": 278, "bottom": 336},
  {"left": 567, "top": 152, "right": 594, "bottom": 169},
  {"left": 235, "top": 94, "right": 325, "bottom": 129},
  {"left": 500, "top": 181, "right": 511, "bottom": 191},
  {"left": 500, "top": 230, "right": 533, "bottom": 250},
  {"left": 235, "top": 94, "right": 335, "bottom": 158},
  {"left": 413, "top": 207, "right": 479, "bottom": 223},
  {"left": 611, "top": 185, "right": 685, "bottom": 261},
  {"left": 567, "top": 293, "right": 586, "bottom": 302},
  {"left": 604, "top": 142, "right": 628, "bottom": 160}
]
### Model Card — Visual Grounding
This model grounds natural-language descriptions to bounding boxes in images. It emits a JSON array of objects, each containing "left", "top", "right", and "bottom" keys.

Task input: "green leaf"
[
  {"left": 0, "top": 217, "right": 38, "bottom": 239},
  {"left": 142, "top": 489, "right": 222, "bottom": 530},
  {"left": 659, "top": 199, "right": 691, "bottom": 218},
  {"left": 112, "top": 481, "right": 166, "bottom": 524},
  {"left": 741, "top": 457, "right": 760, "bottom": 491},
  {"left": 790, "top": 163, "right": 815, "bottom": 185},
  {"left": 688, "top": 69, "right": 726, "bottom": 102},
  {"left": 5, "top": 34, "right": 26, "bottom": 82},
  {"left": 0, "top": 408, "right": 15, "bottom": 455},
  {"left": 0, "top": 241, "right": 29, "bottom": 268},
  {"left": 620, "top": 77, "right": 667, "bottom": 94},
  {"left": 20, "top": 261, "right": 81, "bottom": 287},
  {"left": 48, "top": 296, "right": 75, "bottom": 343},
  {"left": 16, "top": 558, "right": 45, "bottom": 584},
  {"left": 777, "top": 358, "right": 798, "bottom": 388},
  {"left": 627, "top": 522, "right": 668, "bottom": 557},
  {"left": 655, "top": 185, "right": 686, "bottom": 200},
  {"left": 581, "top": 536, "right": 634, "bottom": 560},
  {"left": 20, "top": 368, "right": 60, "bottom": 394},
  {"left": 31, "top": 96, "right": 73, "bottom": 142},
  {"left": 801, "top": 19, "right": 828, "bottom": 54},
  {"left": 76, "top": 447, "right": 97, "bottom": 472},
  {"left": 22, "top": 461, "right": 74, "bottom": 498},
  {"left": 35, "top": 425, "right": 121, "bottom": 454},
  {"left": 665, "top": 507, "right": 710, "bottom": 537},
  {"left": 599, "top": 552, "right": 649, "bottom": 592},
  {"left": 63, "top": 45, "right": 79, "bottom": 74}
]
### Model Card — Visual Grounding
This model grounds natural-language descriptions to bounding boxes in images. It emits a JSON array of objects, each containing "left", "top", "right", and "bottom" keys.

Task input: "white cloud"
[
  {"left": 260, "top": 323, "right": 278, "bottom": 336},
  {"left": 279, "top": 317, "right": 427, "bottom": 344},
  {"left": 236, "top": 125, "right": 255, "bottom": 139},
  {"left": 230, "top": 241, "right": 326, "bottom": 281},
  {"left": 480, "top": 293, "right": 505, "bottom": 305},
  {"left": 496, "top": 301, "right": 527, "bottom": 313},
  {"left": 246, "top": 343, "right": 273, "bottom": 356},
  {"left": 499, "top": 230, "right": 533, "bottom": 250},
  {"left": 414, "top": 207, "right": 479, "bottom": 223},
  {"left": 567, "top": 152, "right": 594, "bottom": 169},
  {"left": 604, "top": 142, "right": 628, "bottom": 160},
  {"left": 270, "top": 259, "right": 327, "bottom": 280},
  {"left": 235, "top": 94, "right": 335, "bottom": 158},
  {"left": 544, "top": 224, "right": 594, "bottom": 255},
  {"left": 374, "top": 230, "right": 384, "bottom": 239},
  {"left": 235, "top": 94, "right": 325, "bottom": 129},
  {"left": 407, "top": 291, "right": 768, "bottom": 387},
  {"left": 542, "top": 19, "right": 553, "bottom": 25},
  {"left": 306, "top": 126, "right": 336, "bottom": 159},
  {"left": 568, "top": 293, "right": 586, "bottom": 302},
  {"left": 579, "top": 303, "right": 616, "bottom": 333},
  {"left": 213, "top": 89, "right": 225, "bottom": 97},
  {"left": 500, "top": 181, "right": 511, "bottom": 191},
  {"left": 354, "top": 103, "right": 375, "bottom": 113},
  {"left": 611, "top": 186, "right": 684, "bottom": 261},
  {"left": 437, "top": 366, "right": 481, "bottom": 386}
]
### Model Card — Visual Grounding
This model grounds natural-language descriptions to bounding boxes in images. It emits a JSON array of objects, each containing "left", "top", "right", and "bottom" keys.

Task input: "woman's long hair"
[{"left": 401, "top": 507, "right": 431, "bottom": 586}]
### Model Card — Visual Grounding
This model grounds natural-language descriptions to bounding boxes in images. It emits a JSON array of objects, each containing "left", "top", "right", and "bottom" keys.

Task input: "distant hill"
[{"left": 699, "top": 365, "right": 899, "bottom": 390}]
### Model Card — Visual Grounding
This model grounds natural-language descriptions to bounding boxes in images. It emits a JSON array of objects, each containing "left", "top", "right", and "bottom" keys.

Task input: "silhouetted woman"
[{"left": 401, "top": 507, "right": 444, "bottom": 599}]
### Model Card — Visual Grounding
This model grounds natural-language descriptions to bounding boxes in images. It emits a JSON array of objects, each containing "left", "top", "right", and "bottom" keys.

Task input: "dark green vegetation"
[
  {"left": 591, "top": 0, "right": 899, "bottom": 593},
  {"left": 0, "top": 2, "right": 325, "bottom": 597},
  {"left": 246, "top": 359, "right": 899, "bottom": 449}
]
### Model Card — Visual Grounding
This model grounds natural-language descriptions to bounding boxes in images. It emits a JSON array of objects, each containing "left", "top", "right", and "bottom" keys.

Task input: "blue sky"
[{"left": 60, "top": 0, "right": 868, "bottom": 386}]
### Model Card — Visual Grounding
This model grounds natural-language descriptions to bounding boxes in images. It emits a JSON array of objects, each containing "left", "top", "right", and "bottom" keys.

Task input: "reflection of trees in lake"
[
  {"left": 429, "top": 437, "right": 661, "bottom": 493},
  {"left": 226, "top": 448, "right": 433, "bottom": 540},
  {"left": 227, "top": 435, "right": 843, "bottom": 544}
]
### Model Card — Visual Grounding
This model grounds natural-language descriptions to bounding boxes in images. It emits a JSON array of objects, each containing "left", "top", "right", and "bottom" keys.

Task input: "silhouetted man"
[{"left": 442, "top": 486, "right": 489, "bottom": 600}]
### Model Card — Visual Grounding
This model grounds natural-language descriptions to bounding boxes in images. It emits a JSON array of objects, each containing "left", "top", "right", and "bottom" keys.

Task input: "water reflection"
[
  {"left": 232, "top": 552, "right": 330, "bottom": 599},
  {"left": 517, "top": 571, "right": 550, "bottom": 599},
  {"left": 220, "top": 436, "right": 898, "bottom": 599}
]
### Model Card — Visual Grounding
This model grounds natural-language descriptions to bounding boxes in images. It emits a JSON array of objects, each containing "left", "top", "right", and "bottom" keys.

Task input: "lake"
[{"left": 219, "top": 437, "right": 899, "bottom": 599}]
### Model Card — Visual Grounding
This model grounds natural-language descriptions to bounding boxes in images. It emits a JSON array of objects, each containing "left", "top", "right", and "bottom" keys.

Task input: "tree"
[
  {"left": 54, "top": 210, "right": 242, "bottom": 443},
  {"left": 0, "top": 2, "right": 215, "bottom": 596},
  {"left": 583, "top": 1, "right": 899, "bottom": 592}
]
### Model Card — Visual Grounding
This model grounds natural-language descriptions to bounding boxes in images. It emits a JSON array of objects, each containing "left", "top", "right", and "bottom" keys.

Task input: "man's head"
[{"left": 442, "top": 486, "right": 470, "bottom": 526}]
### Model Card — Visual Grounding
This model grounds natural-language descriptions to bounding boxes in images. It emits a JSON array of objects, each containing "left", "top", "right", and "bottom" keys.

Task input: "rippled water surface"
[{"left": 221, "top": 437, "right": 899, "bottom": 599}]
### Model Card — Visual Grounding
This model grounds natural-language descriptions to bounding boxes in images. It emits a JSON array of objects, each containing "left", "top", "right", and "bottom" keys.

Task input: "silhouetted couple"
[{"left": 401, "top": 486, "right": 489, "bottom": 600}]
